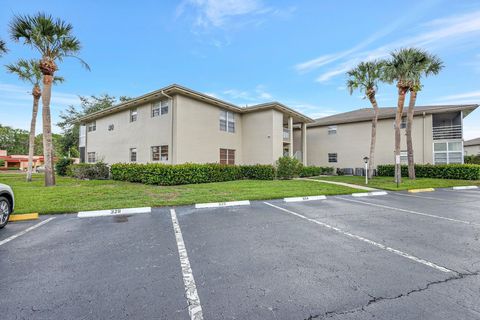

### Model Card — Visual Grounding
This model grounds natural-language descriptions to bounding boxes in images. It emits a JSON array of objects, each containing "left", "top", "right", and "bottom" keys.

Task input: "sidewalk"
[{"left": 297, "top": 178, "right": 378, "bottom": 191}]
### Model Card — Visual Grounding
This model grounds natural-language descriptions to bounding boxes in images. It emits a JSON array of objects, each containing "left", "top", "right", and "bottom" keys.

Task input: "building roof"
[
  {"left": 78, "top": 84, "right": 313, "bottom": 124},
  {"left": 464, "top": 137, "right": 480, "bottom": 146},
  {"left": 308, "top": 104, "right": 479, "bottom": 127}
]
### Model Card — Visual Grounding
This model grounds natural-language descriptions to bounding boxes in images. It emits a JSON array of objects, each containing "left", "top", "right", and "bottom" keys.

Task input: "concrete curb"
[
  {"left": 78, "top": 207, "right": 152, "bottom": 218},
  {"left": 9, "top": 213, "right": 39, "bottom": 222},
  {"left": 352, "top": 191, "right": 388, "bottom": 197},
  {"left": 195, "top": 200, "right": 250, "bottom": 209},
  {"left": 452, "top": 186, "right": 478, "bottom": 190},
  {"left": 284, "top": 195, "right": 326, "bottom": 203},
  {"left": 408, "top": 188, "right": 435, "bottom": 193}
]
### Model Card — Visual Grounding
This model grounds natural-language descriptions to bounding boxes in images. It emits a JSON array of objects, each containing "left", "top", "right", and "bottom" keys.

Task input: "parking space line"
[
  {"left": 336, "top": 196, "right": 479, "bottom": 226},
  {"left": 0, "top": 217, "right": 56, "bottom": 246},
  {"left": 264, "top": 202, "right": 452, "bottom": 273},
  {"left": 170, "top": 209, "right": 204, "bottom": 320},
  {"left": 389, "top": 192, "right": 444, "bottom": 201}
]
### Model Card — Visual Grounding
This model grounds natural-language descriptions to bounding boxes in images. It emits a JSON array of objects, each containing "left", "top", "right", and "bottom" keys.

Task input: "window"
[
  {"left": 151, "top": 145, "right": 168, "bottom": 161},
  {"left": 130, "top": 108, "right": 138, "bottom": 122},
  {"left": 220, "top": 110, "right": 235, "bottom": 133},
  {"left": 401, "top": 117, "right": 407, "bottom": 129},
  {"left": 434, "top": 141, "right": 463, "bottom": 164},
  {"left": 220, "top": 148, "right": 235, "bottom": 165},
  {"left": 87, "top": 152, "right": 96, "bottom": 163},
  {"left": 87, "top": 121, "right": 96, "bottom": 132},
  {"left": 328, "top": 153, "right": 337, "bottom": 163},
  {"left": 400, "top": 151, "right": 408, "bottom": 164},
  {"left": 130, "top": 148, "right": 137, "bottom": 162},
  {"left": 152, "top": 102, "right": 161, "bottom": 117},
  {"left": 108, "top": 124, "right": 114, "bottom": 131},
  {"left": 328, "top": 125, "right": 337, "bottom": 135},
  {"left": 161, "top": 100, "right": 169, "bottom": 115}
]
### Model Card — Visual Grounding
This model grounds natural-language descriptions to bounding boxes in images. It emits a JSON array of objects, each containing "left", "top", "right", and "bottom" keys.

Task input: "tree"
[
  {"left": 403, "top": 50, "right": 443, "bottom": 179},
  {"left": 57, "top": 95, "right": 131, "bottom": 155},
  {"left": 347, "top": 60, "right": 385, "bottom": 179},
  {"left": 0, "top": 38, "right": 7, "bottom": 56},
  {"left": 0, "top": 125, "right": 29, "bottom": 154},
  {"left": 383, "top": 49, "right": 422, "bottom": 184},
  {"left": 6, "top": 59, "right": 64, "bottom": 182},
  {"left": 10, "top": 13, "right": 89, "bottom": 186}
]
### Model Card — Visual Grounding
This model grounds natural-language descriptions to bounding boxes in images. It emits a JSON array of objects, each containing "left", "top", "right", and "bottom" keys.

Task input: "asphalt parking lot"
[{"left": 1, "top": 188, "right": 479, "bottom": 319}]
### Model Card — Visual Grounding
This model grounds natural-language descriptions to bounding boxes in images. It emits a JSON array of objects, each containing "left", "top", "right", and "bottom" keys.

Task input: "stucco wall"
[
  {"left": 174, "top": 95, "right": 243, "bottom": 164},
  {"left": 307, "top": 114, "right": 433, "bottom": 168},
  {"left": 85, "top": 99, "right": 172, "bottom": 164},
  {"left": 242, "top": 110, "right": 274, "bottom": 164},
  {"left": 464, "top": 145, "right": 480, "bottom": 156}
]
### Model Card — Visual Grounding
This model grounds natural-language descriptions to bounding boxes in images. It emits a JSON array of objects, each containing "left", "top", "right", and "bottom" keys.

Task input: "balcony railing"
[
  {"left": 432, "top": 125, "right": 462, "bottom": 140},
  {"left": 283, "top": 128, "right": 290, "bottom": 142}
]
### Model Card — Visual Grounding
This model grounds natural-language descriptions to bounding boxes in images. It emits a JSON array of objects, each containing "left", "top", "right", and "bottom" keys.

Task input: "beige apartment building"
[
  {"left": 78, "top": 84, "right": 312, "bottom": 166},
  {"left": 299, "top": 104, "right": 478, "bottom": 171},
  {"left": 464, "top": 138, "right": 480, "bottom": 156}
]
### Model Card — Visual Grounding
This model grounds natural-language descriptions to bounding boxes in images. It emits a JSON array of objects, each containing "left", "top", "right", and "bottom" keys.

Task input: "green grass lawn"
[
  {"left": 315, "top": 175, "right": 480, "bottom": 191},
  {"left": 0, "top": 173, "right": 364, "bottom": 215}
]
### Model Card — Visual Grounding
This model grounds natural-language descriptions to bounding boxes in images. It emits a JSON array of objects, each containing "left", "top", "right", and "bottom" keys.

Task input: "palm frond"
[
  {"left": 346, "top": 60, "right": 386, "bottom": 97},
  {"left": 5, "top": 58, "right": 42, "bottom": 85},
  {"left": 0, "top": 39, "right": 7, "bottom": 55}
]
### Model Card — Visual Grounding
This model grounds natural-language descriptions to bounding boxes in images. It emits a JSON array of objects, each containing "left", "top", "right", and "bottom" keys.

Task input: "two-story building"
[
  {"left": 464, "top": 138, "right": 480, "bottom": 156},
  {"left": 78, "top": 84, "right": 312, "bottom": 166}
]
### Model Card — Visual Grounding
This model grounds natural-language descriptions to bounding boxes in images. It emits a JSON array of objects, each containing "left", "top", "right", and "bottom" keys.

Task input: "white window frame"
[
  {"left": 87, "top": 152, "right": 96, "bottom": 163},
  {"left": 130, "top": 108, "right": 138, "bottom": 122},
  {"left": 328, "top": 153, "right": 337, "bottom": 163},
  {"left": 433, "top": 141, "right": 463, "bottom": 164},
  {"left": 87, "top": 121, "right": 96, "bottom": 132},
  {"left": 130, "top": 148, "right": 137, "bottom": 162},
  {"left": 151, "top": 102, "right": 161, "bottom": 117},
  {"left": 220, "top": 110, "right": 235, "bottom": 133},
  {"left": 328, "top": 125, "right": 337, "bottom": 135},
  {"left": 161, "top": 100, "right": 169, "bottom": 115},
  {"left": 151, "top": 145, "right": 168, "bottom": 161}
]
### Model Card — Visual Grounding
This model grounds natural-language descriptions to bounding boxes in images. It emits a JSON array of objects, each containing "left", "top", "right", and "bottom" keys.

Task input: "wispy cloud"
[
  {"left": 297, "top": 9, "right": 480, "bottom": 83},
  {"left": 436, "top": 90, "right": 480, "bottom": 102},
  {"left": 221, "top": 84, "right": 273, "bottom": 104}
]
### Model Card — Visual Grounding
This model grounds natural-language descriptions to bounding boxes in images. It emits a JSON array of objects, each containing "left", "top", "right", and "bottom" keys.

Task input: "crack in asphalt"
[{"left": 305, "top": 270, "right": 479, "bottom": 320}]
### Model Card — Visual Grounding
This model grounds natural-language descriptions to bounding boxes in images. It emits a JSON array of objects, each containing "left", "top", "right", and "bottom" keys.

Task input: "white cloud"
[{"left": 437, "top": 90, "right": 480, "bottom": 102}]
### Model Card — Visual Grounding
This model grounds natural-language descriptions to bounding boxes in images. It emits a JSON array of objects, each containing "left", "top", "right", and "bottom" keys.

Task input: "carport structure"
[{"left": 1, "top": 188, "right": 480, "bottom": 319}]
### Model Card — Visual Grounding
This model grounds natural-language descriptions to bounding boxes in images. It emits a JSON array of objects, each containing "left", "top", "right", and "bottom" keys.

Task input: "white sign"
[{"left": 395, "top": 155, "right": 401, "bottom": 164}]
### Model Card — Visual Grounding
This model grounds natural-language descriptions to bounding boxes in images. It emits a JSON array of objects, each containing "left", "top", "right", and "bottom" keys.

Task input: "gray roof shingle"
[{"left": 464, "top": 137, "right": 480, "bottom": 146}]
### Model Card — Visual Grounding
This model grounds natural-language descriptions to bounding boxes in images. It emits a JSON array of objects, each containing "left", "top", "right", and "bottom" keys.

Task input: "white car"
[{"left": 0, "top": 183, "right": 14, "bottom": 228}]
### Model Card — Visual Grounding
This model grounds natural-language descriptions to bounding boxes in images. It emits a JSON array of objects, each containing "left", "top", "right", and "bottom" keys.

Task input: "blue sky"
[{"left": 0, "top": 0, "right": 479, "bottom": 139}]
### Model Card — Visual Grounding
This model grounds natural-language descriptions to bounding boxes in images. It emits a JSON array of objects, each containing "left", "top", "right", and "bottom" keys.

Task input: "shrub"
[
  {"left": 299, "top": 166, "right": 334, "bottom": 177},
  {"left": 67, "top": 162, "right": 110, "bottom": 180},
  {"left": 336, "top": 168, "right": 345, "bottom": 176},
  {"left": 377, "top": 164, "right": 480, "bottom": 180},
  {"left": 55, "top": 158, "right": 74, "bottom": 176},
  {"left": 465, "top": 155, "right": 480, "bottom": 165},
  {"left": 239, "top": 164, "right": 276, "bottom": 180},
  {"left": 0, "top": 159, "right": 4, "bottom": 167},
  {"left": 276, "top": 156, "right": 302, "bottom": 180}
]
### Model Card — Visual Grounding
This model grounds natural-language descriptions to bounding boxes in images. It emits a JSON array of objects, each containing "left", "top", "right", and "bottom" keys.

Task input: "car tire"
[{"left": 0, "top": 196, "right": 11, "bottom": 229}]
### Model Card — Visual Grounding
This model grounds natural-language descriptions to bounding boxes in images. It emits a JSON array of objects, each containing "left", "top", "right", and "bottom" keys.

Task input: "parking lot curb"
[
  {"left": 8, "top": 213, "right": 39, "bottom": 222},
  {"left": 351, "top": 191, "right": 388, "bottom": 197},
  {"left": 453, "top": 186, "right": 478, "bottom": 190},
  {"left": 195, "top": 200, "right": 250, "bottom": 209},
  {"left": 78, "top": 207, "right": 152, "bottom": 218},
  {"left": 284, "top": 195, "right": 326, "bottom": 202},
  {"left": 408, "top": 188, "right": 435, "bottom": 193}
]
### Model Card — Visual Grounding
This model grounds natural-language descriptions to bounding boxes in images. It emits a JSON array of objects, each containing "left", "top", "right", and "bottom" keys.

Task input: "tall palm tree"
[
  {"left": 383, "top": 48, "right": 422, "bottom": 184},
  {"left": 10, "top": 13, "right": 89, "bottom": 186},
  {"left": 0, "top": 39, "right": 7, "bottom": 56},
  {"left": 347, "top": 60, "right": 385, "bottom": 179},
  {"left": 404, "top": 50, "right": 443, "bottom": 179},
  {"left": 6, "top": 59, "right": 64, "bottom": 182}
]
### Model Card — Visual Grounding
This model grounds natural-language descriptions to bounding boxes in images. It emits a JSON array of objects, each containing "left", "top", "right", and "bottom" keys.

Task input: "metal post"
[{"left": 365, "top": 161, "right": 368, "bottom": 185}]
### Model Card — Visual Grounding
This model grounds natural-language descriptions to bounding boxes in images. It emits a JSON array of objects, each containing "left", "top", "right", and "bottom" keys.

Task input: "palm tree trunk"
[
  {"left": 26, "top": 87, "right": 41, "bottom": 182},
  {"left": 406, "top": 90, "right": 417, "bottom": 179},
  {"left": 394, "top": 85, "right": 407, "bottom": 184},
  {"left": 368, "top": 94, "right": 379, "bottom": 179},
  {"left": 42, "top": 74, "right": 56, "bottom": 187}
]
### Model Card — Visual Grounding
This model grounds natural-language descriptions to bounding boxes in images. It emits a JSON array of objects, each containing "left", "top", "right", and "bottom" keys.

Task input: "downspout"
[
  {"left": 422, "top": 112, "right": 425, "bottom": 163},
  {"left": 161, "top": 90, "right": 174, "bottom": 164}
]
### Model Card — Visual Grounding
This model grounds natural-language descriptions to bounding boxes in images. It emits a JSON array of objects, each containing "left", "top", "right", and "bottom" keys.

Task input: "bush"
[
  {"left": 336, "top": 168, "right": 345, "bottom": 176},
  {"left": 377, "top": 164, "right": 480, "bottom": 180},
  {"left": 276, "top": 156, "right": 302, "bottom": 180},
  {"left": 465, "top": 155, "right": 480, "bottom": 165},
  {"left": 55, "top": 158, "right": 74, "bottom": 176},
  {"left": 239, "top": 164, "right": 276, "bottom": 180},
  {"left": 67, "top": 162, "right": 110, "bottom": 180},
  {"left": 0, "top": 159, "right": 4, "bottom": 167},
  {"left": 299, "top": 166, "right": 334, "bottom": 177}
]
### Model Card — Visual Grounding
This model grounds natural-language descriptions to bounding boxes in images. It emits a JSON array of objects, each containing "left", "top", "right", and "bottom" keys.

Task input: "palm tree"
[
  {"left": 10, "top": 13, "right": 89, "bottom": 186},
  {"left": 0, "top": 39, "right": 7, "bottom": 56},
  {"left": 347, "top": 60, "right": 385, "bottom": 179},
  {"left": 383, "top": 48, "right": 423, "bottom": 184},
  {"left": 6, "top": 59, "right": 64, "bottom": 182},
  {"left": 404, "top": 50, "right": 443, "bottom": 179}
]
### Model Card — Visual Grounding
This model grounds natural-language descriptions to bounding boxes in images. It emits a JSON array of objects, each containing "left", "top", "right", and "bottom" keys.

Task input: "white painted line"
[
  {"left": 264, "top": 202, "right": 452, "bottom": 273},
  {"left": 78, "top": 207, "right": 151, "bottom": 218},
  {"left": 170, "top": 209, "right": 204, "bottom": 320},
  {"left": 195, "top": 200, "right": 250, "bottom": 209},
  {"left": 453, "top": 186, "right": 478, "bottom": 190},
  {"left": 337, "top": 197, "right": 479, "bottom": 226},
  {"left": 390, "top": 192, "right": 442, "bottom": 201},
  {"left": 352, "top": 191, "right": 388, "bottom": 197},
  {"left": 284, "top": 195, "right": 326, "bottom": 203},
  {"left": 0, "top": 217, "right": 56, "bottom": 246}
]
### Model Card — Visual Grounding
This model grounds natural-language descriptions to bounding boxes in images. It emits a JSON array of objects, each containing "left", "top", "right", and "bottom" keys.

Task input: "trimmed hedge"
[
  {"left": 276, "top": 156, "right": 303, "bottom": 180},
  {"left": 55, "top": 158, "right": 74, "bottom": 176},
  {"left": 377, "top": 164, "right": 480, "bottom": 180},
  {"left": 299, "top": 166, "right": 334, "bottom": 177},
  {"left": 67, "top": 162, "right": 110, "bottom": 180},
  {"left": 110, "top": 163, "right": 276, "bottom": 186}
]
